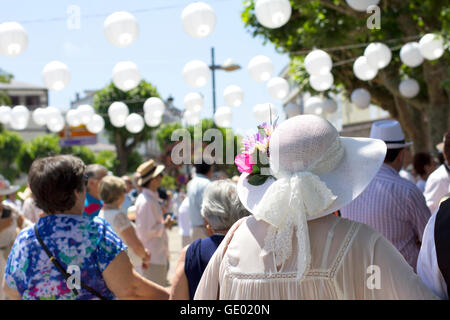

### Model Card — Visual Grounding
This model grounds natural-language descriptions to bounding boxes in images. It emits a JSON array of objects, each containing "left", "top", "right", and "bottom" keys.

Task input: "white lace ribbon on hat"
[{"left": 253, "top": 136, "right": 345, "bottom": 279}]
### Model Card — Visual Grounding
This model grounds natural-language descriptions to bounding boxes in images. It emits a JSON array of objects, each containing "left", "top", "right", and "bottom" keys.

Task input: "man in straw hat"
[
  {"left": 424, "top": 131, "right": 450, "bottom": 214},
  {"left": 135, "top": 159, "right": 173, "bottom": 286},
  {"left": 194, "top": 115, "right": 436, "bottom": 300},
  {"left": 341, "top": 120, "right": 430, "bottom": 270}
]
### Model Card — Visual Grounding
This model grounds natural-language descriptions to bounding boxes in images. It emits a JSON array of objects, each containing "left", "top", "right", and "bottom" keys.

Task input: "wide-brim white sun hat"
[{"left": 237, "top": 115, "right": 387, "bottom": 221}]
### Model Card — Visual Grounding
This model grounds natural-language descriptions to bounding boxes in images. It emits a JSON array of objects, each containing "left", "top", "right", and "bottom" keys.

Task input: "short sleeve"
[
  {"left": 4, "top": 231, "right": 28, "bottom": 293},
  {"left": 112, "top": 212, "right": 133, "bottom": 233},
  {"left": 94, "top": 218, "right": 128, "bottom": 273}
]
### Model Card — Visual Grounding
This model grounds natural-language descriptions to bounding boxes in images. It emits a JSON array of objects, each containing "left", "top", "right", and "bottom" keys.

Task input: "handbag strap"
[{"left": 34, "top": 224, "right": 107, "bottom": 300}]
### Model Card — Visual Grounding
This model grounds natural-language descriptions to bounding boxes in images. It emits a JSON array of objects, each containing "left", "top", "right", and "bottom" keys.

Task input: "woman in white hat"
[{"left": 194, "top": 115, "right": 438, "bottom": 300}]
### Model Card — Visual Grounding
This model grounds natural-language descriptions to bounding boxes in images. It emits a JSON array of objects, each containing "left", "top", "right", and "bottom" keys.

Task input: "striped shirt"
[{"left": 341, "top": 164, "right": 431, "bottom": 270}]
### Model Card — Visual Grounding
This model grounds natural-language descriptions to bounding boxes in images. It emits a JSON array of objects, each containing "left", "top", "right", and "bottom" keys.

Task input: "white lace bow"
[{"left": 253, "top": 137, "right": 345, "bottom": 279}]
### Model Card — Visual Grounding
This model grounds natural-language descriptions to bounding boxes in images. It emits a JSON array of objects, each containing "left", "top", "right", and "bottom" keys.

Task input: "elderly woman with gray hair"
[{"left": 169, "top": 179, "right": 250, "bottom": 300}]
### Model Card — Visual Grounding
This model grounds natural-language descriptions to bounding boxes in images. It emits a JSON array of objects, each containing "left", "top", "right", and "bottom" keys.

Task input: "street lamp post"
[{"left": 209, "top": 47, "right": 241, "bottom": 116}]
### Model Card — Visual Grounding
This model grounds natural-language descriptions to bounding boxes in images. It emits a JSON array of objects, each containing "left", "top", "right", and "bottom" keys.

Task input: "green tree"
[
  {"left": 161, "top": 119, "right": 241, "bottom": 178},
  {"left": 0, "top": 68, "right": 12, "bottom": 106},
  {"left": 94, "top": 150, "right": 119, "bottom": 174},
  {"left": 92, "top": 81, "right": 161, "bottom": 176},
  {"left": 61, "top": 146, "right": 96, "bottom": 165},
  {"left": 17, "top": 134, "right": 61, "bottom": 174},
  {"left": 0, "top": 130, "right": 24, "bottom": 181},
  {"left": 242, "top": 0, "right": 450, "bottom": 152}
]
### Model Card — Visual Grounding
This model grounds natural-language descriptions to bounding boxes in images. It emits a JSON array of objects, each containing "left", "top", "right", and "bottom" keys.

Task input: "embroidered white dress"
[{"left": 194, "top": 214, "right": 438, "bottom": 300}]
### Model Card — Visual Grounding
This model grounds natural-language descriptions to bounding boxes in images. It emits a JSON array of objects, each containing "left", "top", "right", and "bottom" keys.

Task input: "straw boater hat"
[
  {"left": 237, "top": 115, "right": 386, "bottom": 279},
  {"left": 0, "top": 175, "right": 20, "bottom": 196},
  {"left": 136, "top": 159, "right": 165, "bottom": 187},
  {"left": 369, "top": 119, "right": 413, "bottom": 149}
]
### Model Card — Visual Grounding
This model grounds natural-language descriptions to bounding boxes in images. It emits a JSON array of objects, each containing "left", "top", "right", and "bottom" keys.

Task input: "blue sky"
[{"left": 0, "top": 0, "right": 290, "bottom": 136}]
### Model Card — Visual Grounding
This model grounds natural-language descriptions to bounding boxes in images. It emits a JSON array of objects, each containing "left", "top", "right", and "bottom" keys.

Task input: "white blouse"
[{"left": 194, "top": 214, "right": 438, "bottom": 300}]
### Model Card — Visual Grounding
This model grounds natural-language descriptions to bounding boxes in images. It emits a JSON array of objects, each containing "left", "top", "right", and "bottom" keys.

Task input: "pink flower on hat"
[{"left": 235, "top": 153, "right": 255, "bottom": 174}]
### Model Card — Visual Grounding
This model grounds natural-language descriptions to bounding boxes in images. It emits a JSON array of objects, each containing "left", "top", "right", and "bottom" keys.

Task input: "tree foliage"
[
  {"left": 17, "top": 134, "right": 61, "bottom": 174},
  {"left": 61, "top": 146, "right": 96, "bottom": 165},
  {"left": 0, "top": 129, "right": 23, "bottom": 181},
  {"left": 0, "top": 68, "right": 12, "bottom": 105},
  {"left": 242, "top": 0, "right": 450, "bottom": 152},
  {"left": 92, "top": 80, "right": 161, "bottom": 175}
]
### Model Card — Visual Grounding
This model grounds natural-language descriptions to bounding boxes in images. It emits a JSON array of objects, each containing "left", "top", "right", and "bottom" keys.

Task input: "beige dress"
[{"left": 194, "top": 214, "right": 438, "bottom": 300}]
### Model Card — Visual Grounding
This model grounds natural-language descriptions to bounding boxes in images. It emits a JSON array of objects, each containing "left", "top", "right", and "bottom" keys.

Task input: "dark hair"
[
  {"left": 194, "top": 162, "right": 212, "bottom": 175},
  {"left": 444, "top": 131, "right": 450, "bottom": 161},
  {"left": 384, "top": 148, "right": 403, "bottom": 163},
  {"left": 413, "top": 152, "right": 432, "bottom": 177},
  {"left": 29, "top": 155, "right": 86, "bottom": 214}
]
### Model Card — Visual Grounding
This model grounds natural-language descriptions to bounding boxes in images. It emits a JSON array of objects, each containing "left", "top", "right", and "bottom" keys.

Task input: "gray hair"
[
  {"left": 201, "top": 179, "right": 250, "bottom": 231},
  {"left": 85, "top": 164, "right": 108, "bottom": 180}
]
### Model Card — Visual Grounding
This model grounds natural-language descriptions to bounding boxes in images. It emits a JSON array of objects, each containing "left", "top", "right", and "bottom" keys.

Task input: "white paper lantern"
[
  {"left": 400, "top": 42, "right": 424, "bottom": 68},
  {"left": 183, "top": 110, "right": 201, "bottom": 126},
  {"left": 255, "top": 0, "right": 292, "bottom": 29},
  {"left": 184, "top": 92, "right": 204, "bottom": 112},
  {"left": 125, "top": 113, "right": 144, "bottom": 134},
  {"left": 305, "top": 50, "right": 333, "bottom": 76},
  {"left": 44, "top": 106, "right": 63, "bottom": 129},
  {"left": 223, "top": 85, "right": 244, "bottom": 107},
  {"left": 284, "top": 102, "right": 300, "bottom": 118},
  {"left": 399, "top": 79, "right": 420, "bottom": 98},
  {"left": 183, "top": 60, "right": 211, "bottom": 88},
  {"left": 86, "top": 114, "right": 105, "bottom": 134},
  {"left": 248, "top": 55, "right": 274, "bottom": 82},
  {"left": 351, "top": 88, "right": 371, "bottom": 109},
  {"left": 309, "top": 73, "right": 334, "bottom": 91},
  {"left": 267, "top": 77, "right": 289, "bottom": 99},
  {"left": 104, "top": 11, "right": 139, "bottom": 48},
  {"left": 32, "top": 107, "right": 47, "bottom": 126},
  {"left": 65, "top": 109, "right": 81, "bottom": 127},
  {"left": 108, "top": 102, "right": 129, "bottom": 128},
  {"left": 364, "top": 42, "right": 392, "bottom": 69},
  {"left": 322, "top": 99, "right": 338, "bottom": 114},
  {"left": 353, "top": 56, "right": 378, "bottom": 81},
  {"left": 181, "top": 2, "right": 216, "bottom": 38},
  {"left": 76, "top": 104, "right": 95, "bottom": 125},
  {"left": 144, "top": 97, "right": 165, "bottom": 118},
  {"left": 144, "top": 113, "right": 162, "bottom": 128},
  {"left": 419, "top": 33, "right": 445, "bottom": 61},
  {"left": 47, "top": 113, "right": 65, "bottom": 133},
  {"left": 346, "top": 0, "right": 380, "bottom": 12},
  {"left": 253, "top": 103, "right": 278, "bottom": 122},
  {"left": 42, "top": 61, "right": 71, "bottom": 91},
  {"left": 214, "top": 106, "right": 233, "bottom": 128},
  {"left": 304, "top": 97, "right": 324, "bottom": 115},
  {"left": 112, "top": 61, "right": 141, "bottom": 91},
  {"left": 0, "top": 106, "right": 12, "bottom": 124},
  {"left": 0, "top": 22, "right": 28, "bottom": 57},
  {"left": 10, "top": 105, "right": 29, "bottom": 130}
]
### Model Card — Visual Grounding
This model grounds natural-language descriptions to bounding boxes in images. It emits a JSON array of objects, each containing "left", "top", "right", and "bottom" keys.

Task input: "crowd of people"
[{"left": 1, "top": 115, "right": 450, "bottom": 300}]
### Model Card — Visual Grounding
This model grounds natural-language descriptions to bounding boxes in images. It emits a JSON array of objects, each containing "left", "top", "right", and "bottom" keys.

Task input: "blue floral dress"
[{"left": 4, "top": 214, "right": 127, "bottom": 300}]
